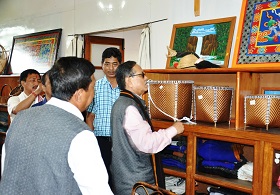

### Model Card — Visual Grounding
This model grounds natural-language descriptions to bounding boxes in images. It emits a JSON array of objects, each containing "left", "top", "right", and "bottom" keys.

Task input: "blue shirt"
[
  {"left": 31, "top": 98, "right": 47, "bottom": 107},
  {"left": 87, "top": 76, "right": 120, "bottom": 137}
]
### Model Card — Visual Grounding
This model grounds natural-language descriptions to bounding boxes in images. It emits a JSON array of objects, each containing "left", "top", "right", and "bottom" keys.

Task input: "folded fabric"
[
  {"left": 171, "top": 140, "right": 187, "bottom": 146},
  {"left": 208, "top": 186, "right": 250, "bottom": 195},
  {"left": 165, "top": 176, "right": 186, "bottom": 194},
  {"left": 202, "top": 160, "right": 235, "bottom": 170},
  {"left": 209, "top": 193, "right": 223, "bottom": 195},
  {"left": 161, "top": 158, "right": 186, "bottom": 170},
  {"left": 166, "top": 145, "right": 186, "bottom": 153},
  {"left": 237, "top": 161, "right": 253, "bottom": 182},
  {"left": 197, "top": 140, "right": 240, "bottom": 163},
  {"left": 161, "top": 148, "right": 185, "bottom": 158},
  {"left": 197, "top": 155, "right": 248, "bottom": 179},
  {"left": 161, "top": 153, "right": 186, "bottom": 164},
  {"left": 197, "top": 165, "right": 238, "bottom": 179}
]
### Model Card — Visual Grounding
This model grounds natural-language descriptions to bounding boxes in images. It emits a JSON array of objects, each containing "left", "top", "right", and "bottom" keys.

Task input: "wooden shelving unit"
[{"left": 146, "top": 68, "right": 280, "bottom": 195}]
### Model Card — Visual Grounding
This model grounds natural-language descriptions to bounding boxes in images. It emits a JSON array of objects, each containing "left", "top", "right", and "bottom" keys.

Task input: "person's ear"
[
  {"left": 21, "top": 80, "right": 26, "bottom": 87},
  {"left": 73, "top": 89, "right": 84, "bottom": 102}
]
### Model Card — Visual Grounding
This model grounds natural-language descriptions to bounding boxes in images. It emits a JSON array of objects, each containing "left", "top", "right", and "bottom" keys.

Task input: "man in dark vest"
[
  {"left": 110, "top": 60, "right": 184, "bottom": 195},
  {"left": 0, "top": 57, "right": 113, "bottom": 194}
]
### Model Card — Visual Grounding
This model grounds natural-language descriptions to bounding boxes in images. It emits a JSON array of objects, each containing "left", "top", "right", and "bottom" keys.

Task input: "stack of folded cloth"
[
  {"left": 237, "top": 161, "right": 253, "bottom": 182},
  {"left": 165, "top": 176, "right": 185, "bottom": 195},
  {"left": 207, "top": 186, "right": 250, "bottom": 195},
  {"left": 197, "top": 140, "right": 248, "bottom": 179},
  {"left": 161, "top": 139, "right": 187, "bottom": 170}
]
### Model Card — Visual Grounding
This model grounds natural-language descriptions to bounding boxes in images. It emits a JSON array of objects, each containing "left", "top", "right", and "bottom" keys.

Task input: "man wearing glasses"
[
  {"left": 110, "top": 61, "right": 184, "bottom": 194},
  {"left": 7, "top": 69, "right": 43, "bottom": 122}
]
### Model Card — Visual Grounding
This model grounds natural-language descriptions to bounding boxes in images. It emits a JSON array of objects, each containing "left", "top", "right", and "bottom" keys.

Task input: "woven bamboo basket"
[
  {"left": 244, "top": 95, "right": 280, "bottom": 130},
  {"left": 147, "top": 80, "right": 194, "bottom": 121},
  {"left": 193, "top": 86, "right": 234, "bottom": 125}
]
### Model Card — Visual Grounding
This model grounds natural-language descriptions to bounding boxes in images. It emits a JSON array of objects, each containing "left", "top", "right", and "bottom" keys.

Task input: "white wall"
[{"left": 0, "top": 0, "right": 243, "bottom": 72}]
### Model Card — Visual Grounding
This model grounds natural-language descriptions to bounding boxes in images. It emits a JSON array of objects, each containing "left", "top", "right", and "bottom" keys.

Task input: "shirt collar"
[
  {"left": 46, "top": 97, "right": 84, "bottom": 120},
  {"left": 100, "top": 76, "right": 110, "bottom": 85},
  {"left": 100, "top": 76, "right": 119, "bottom": 89}
]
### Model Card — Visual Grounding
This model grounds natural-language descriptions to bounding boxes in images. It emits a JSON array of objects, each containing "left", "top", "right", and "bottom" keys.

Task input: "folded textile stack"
[
  {"left": 207, "top": 186, "right": 250, "bottom": 195},
  {"left": 197, "top": 140, "right": 247, "bottom": 178},
  {"left": 237, "top": 161, "right": 253, "bottom": 181},
  {"left": 165, "top": 176, "right": 185, "bottom": 195},
  {"left": 161, "top": 140, "right": 187, "bottom": 170}
]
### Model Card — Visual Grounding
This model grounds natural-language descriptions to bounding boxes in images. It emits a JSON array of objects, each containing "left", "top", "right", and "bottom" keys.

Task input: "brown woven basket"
[
  {"left": 244, "top": 95, "right": 280, "bottom": 130},
  {"left": 147, "top": 80, "right": 194, "bottom": 121},
  {"left": 193, "top": 86, "right": 234, "bottom": 125},
  {"left": 0, "top": 45, "right": 8, "bottom": 74}
]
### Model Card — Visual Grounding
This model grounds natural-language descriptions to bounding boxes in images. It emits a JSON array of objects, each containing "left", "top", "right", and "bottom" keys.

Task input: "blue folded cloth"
[
  {"left": 161, "top": 158, "right": 186, "bottom": 170},
  {"left": 165, "top": 145, "right": 186, "bottom": 153},
  {"left": 197, "top": 140, "right": 238, "bottom": 163},
  {"left": 202, "top": 160, "right": 235, "bottom": 170}
]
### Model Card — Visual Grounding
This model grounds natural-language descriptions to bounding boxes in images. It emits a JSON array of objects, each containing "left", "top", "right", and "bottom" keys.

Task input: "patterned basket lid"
[
  {"left": 245, "top": 94, "right": 280, "bottom": 99},
  {"left": 147, "top": 80, "right": 194, "bottom": 85},
  {"left": 194, "top": 85, "right": 234, "bottom": 90}
]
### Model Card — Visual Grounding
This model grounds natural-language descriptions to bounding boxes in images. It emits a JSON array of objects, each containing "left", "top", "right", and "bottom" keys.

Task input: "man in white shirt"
[
  {"left": 1, "top": 57, "right": 113, "bottom": 195},
  {"left": 7, "top": 69, "right": 43, "bottom": 122}
]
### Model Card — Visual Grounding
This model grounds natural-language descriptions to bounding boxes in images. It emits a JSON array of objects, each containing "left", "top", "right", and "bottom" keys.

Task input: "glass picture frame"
[{"left": 8, "top": 29, "right": 62, "bottom": 74}]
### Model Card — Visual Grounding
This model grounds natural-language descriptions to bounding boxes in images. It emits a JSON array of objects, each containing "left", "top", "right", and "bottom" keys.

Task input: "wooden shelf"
[
  {"left": 144, "top": 67, "right": 280, "bottom": 74},
  {"left": 147, "top": 68, "right": 280, "bottom": 194},
  {"left": 164, "top": 168, "right": 186, "bottom": 178},
  {"left": 194, "top": 172, "right": 252, "bottom": 194},
  {"left": 153, "top": 120, "right": 280, "bottom": 143}
]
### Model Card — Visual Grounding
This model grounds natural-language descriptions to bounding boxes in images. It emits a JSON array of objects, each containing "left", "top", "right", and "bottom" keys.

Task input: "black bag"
[{"left": 131, "top": 182, "right": 176, "bottom": 195}]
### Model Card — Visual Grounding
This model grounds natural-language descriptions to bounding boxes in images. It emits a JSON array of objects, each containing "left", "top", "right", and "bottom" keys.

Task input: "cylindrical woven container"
[
  {"left": 193, "top": 86, "right": 234, "bottom": 125},
  {"left": 147, "top": 80, "right": 194, "bottom": 121},
  {"left": 0, "top": 45, "right": 8, "bottom": 75},
  {"left": 244, "top": 95, "right": 280, "bottom": 130}
]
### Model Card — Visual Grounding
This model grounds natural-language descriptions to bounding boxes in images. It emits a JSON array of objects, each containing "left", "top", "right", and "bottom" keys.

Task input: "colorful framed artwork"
[
  {"left": 8, "top": 29, "right": 62, "bottom": 74},
  {"left": 232, "top": 0, "right": 280, "bottom": 68},
  {"left": 166, "top": 17, "right": 236, "bottom": 69}
]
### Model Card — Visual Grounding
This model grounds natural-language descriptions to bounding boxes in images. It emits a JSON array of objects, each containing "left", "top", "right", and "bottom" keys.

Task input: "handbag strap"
[
  {"left": 131, "top": 182, "right": 176, "bottom": 195},
  {"left": 0, "top": 84, "right": 12, "bottom": 96}
]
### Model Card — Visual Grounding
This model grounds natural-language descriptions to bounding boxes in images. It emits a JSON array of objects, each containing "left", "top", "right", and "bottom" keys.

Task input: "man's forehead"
[
  {"left": 133, "top": 64, "right": 142, "bottom": 71},
  {"left": 27, "top": 73, "right": 40, "bottom": 79},
  {"left": 28, "top": 73, "right": 40, "bottom": 77}
]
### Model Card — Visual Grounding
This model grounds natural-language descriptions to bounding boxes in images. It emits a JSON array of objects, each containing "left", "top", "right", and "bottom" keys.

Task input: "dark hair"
[
  {"left": 48, "top": 57, "right": 95, "bottom": 101},
  {"left": 20, "top": 69, "right": 41, "bottom": 82},
  {"left": 101, "top": 47, "right": 122, "bottom": 64},
  {"left": 115, "top": 61, "right": 136, "bottom": 90}
]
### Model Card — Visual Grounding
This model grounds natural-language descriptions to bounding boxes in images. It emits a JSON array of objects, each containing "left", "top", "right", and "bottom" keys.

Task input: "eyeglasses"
[{"left": 129, "top": 72, "right": 146, "bottom": 78}]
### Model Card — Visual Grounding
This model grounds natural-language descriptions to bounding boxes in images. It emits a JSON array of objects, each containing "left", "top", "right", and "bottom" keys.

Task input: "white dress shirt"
[
  {"left": 2, "top": 97, "right": 113, "bottom": 195},
  {"left": 7, "top": 91, "right": 40, "bottom": 122}
]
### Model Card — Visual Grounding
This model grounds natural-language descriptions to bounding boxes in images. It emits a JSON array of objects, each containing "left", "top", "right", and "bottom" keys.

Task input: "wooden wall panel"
[{"left": 0, "top": 76, "right": 20, "bottom": 96}]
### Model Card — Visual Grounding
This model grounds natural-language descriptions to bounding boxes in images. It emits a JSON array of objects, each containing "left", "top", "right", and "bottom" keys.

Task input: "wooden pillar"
[{"left": 194, "top": 0, "right": 200, "bottom": 16}]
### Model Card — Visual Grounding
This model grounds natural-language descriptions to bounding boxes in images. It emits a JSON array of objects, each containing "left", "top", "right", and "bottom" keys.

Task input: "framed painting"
[
  {"left": 8, "top": 29, "right": 62, "bottom": 74},
  {"left": 232, "top": 0, "right": 280, "bottom": 68},
  {"left": 166, "top": 17, "right": 236, "bottom": 69}
]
